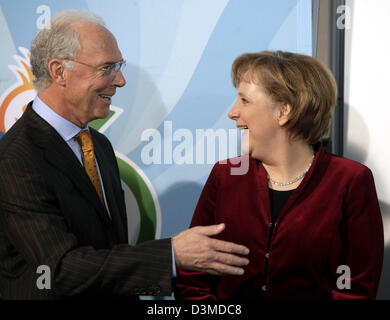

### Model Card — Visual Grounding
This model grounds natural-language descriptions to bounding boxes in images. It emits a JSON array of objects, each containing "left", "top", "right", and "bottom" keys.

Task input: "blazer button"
[{"left": 261, "top": 285, "right": 267, "bottom": 292}]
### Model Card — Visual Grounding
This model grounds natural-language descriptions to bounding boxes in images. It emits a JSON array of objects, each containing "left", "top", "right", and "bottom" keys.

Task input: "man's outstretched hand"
[{"left": 173, "top": 223, "right": 250, "bottom": 276}]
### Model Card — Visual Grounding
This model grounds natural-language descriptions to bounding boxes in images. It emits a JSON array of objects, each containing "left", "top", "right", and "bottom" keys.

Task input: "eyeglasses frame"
[{"left": 63, "top": 58, "right": 126, "bottom": 78}]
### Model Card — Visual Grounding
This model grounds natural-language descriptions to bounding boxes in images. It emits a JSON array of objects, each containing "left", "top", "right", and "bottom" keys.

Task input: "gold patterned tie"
[{"left": 75, "top": 130, "right": 104, "bottom": 205}]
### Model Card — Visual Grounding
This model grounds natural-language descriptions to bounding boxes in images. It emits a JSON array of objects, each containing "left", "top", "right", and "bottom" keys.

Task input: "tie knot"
[{"left": 75, "top": 130, "right": 93, "bottom": 150}]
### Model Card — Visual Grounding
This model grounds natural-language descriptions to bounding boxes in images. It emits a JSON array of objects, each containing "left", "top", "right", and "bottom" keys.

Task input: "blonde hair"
[{"left": 232, "top": 51, "right": 338, "bottom": 145}]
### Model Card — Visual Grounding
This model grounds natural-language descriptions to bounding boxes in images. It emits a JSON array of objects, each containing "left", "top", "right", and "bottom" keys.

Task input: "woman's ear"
[
  {"left": 47, "top": 59, "right": 67, "bottom": 86},
  {"left": 277, "top": 103, "right": 291, "bottom": 126}
]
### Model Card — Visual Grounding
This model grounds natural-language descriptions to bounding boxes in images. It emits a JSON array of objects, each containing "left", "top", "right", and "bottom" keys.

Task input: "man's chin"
[{"left": 96, "top": 106, "right": 111, "bottom": 120}]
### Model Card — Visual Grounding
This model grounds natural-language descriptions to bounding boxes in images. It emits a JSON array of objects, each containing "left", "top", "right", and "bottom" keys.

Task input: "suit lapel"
[
  {"left": 92, "top": 132, "right": 127, "bottom": 243},
  {"left": 25, "top": 103, "right": 112, "bottom": 227}
]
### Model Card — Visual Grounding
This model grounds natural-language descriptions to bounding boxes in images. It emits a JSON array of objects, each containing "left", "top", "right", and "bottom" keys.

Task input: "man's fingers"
[
  {"left": 203, "top": 262, "right": 246, "bottom": 276},
  {"left": 211, "top": 238, "right": 250, "bottom": 256},
  {"left": 213, "top": 251, "right": 249, "bottom": 267},
  {"left": 173, "top": 224, "right": 250, "bottom": 276},
  {"left": 194, "top": 224, "right": 250, "bottom": 256},
  {"left": 195, "top": 223, "right": 226, "bottom": 237}
]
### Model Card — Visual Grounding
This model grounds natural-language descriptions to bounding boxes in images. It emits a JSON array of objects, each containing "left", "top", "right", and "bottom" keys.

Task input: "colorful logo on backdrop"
[
  {"left": 0, "top": 47, "right": 35, "bottom": 134},
  {"left": 0, "top": 47, "right": 161, "bottom": 244}
]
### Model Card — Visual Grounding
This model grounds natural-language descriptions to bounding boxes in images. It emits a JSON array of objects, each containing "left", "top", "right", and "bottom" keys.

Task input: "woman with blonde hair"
[{"left": 175, "top": 51, "right": 383, "bottom": 300}]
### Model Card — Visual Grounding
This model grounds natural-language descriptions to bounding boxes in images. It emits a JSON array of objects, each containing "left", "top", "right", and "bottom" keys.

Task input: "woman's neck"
[{"left": 262, "top": 138, "right": 314, "bottom": 191}]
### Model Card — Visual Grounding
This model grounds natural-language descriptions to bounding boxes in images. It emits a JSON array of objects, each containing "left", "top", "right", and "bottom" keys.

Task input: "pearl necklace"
[{"left": 268, "top": 154, "right": 315, "bottom": 186}]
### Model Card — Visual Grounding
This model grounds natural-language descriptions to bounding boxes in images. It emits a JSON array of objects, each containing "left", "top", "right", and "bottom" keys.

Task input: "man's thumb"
[{"left": 198, "top": 223, "right": 225, "bottom": 236}]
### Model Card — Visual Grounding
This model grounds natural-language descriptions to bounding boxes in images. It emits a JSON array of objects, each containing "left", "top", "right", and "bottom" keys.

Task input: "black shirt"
[{"left": 268, "top": 188, "right": 295, "bottom": 224}]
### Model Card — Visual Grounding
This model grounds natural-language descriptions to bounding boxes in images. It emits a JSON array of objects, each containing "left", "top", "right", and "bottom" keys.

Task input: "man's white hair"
[{"left": 30, "top": 10, "right": 106, "bottom": 92}]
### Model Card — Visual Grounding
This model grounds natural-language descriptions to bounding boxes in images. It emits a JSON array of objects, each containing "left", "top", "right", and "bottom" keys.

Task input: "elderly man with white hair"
[{"left": 0, "top": 10, "right": 249, "bottom": 299}]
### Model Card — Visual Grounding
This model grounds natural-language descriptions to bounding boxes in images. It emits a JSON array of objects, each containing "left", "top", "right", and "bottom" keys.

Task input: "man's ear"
[
  {"left": 47, "top": 59, "right": 67, "bottom": 86},
  {"left": 277, "top": 103, "right": 292, "bottom": 126}
]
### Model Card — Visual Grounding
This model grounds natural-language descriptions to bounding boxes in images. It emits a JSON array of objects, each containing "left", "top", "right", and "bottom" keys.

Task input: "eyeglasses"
[{"left": 64, "top": 58, "right": 126, "bottom": 79}]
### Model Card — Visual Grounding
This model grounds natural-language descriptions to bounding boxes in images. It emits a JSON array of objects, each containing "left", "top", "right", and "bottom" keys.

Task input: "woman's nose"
[{"left": 228, "top": 103, "right": 240, "bottom": 120}]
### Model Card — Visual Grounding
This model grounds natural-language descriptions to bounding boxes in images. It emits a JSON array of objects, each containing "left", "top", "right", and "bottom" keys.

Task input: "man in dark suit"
[{"left": 0, "top": 10, "right": 249, "bottom": 299}]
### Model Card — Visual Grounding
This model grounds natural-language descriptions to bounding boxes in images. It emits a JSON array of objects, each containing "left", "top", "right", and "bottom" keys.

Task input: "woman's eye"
[{"left": 241, "top": 98, "right": 249, "bottom": 104}]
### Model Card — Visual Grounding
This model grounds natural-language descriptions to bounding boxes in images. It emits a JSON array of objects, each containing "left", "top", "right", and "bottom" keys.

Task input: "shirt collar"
[{"left": 32, "top": 95, "right": 88, "bottom": 141}]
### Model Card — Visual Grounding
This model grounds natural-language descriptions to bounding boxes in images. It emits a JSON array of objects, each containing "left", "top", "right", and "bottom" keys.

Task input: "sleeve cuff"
[{"left": 171, "top": 239, "right": 177, "bottom": 278}]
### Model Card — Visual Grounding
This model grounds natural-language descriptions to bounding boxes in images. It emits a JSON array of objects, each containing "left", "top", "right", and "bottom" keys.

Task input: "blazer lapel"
[
  {"left": 270, "top": 143, "right": 331, "bottom": 224},
  {"left": 25, "top": 103, "right": 112, "bottom": 227}
]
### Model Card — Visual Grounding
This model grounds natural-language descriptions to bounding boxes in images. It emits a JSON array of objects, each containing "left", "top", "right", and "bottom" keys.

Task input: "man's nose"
[{"left": 113, "top": 70, "right": 126, "bottom": 87}]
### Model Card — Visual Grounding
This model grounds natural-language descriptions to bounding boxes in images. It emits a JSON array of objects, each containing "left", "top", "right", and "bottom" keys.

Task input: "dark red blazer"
[{"left": 175, "top": 144, "right": 384, "bottom": 300}]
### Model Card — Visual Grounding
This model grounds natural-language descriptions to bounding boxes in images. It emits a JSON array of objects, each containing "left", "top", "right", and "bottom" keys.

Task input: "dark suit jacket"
[{"left": 0, "top": 102, "right": 172, "bottom": 299}]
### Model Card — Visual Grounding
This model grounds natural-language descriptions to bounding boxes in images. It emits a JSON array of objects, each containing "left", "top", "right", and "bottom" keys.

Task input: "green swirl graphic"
[{"left": 90, "top": 111, "right": 160, "bottom": 244}]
